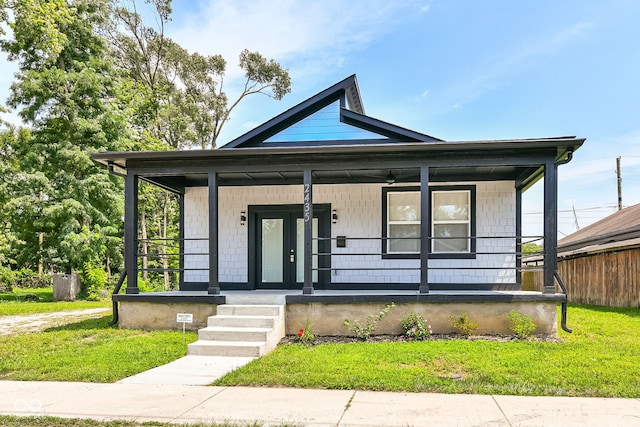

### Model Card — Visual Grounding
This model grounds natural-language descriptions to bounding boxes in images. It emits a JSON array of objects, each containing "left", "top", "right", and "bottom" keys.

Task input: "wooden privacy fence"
[{"left": 523, "top": 247, "right": 640, "bottom": 308}]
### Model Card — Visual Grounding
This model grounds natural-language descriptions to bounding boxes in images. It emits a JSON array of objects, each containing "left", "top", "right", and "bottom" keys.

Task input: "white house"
[{"left": 93, "top": 75, "right": 585, "bottom": 335}]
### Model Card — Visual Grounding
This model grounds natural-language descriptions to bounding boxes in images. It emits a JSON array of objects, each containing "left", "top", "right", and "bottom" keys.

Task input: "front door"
[{"left": 250, "top": 205, "right": 330, "bottom": 289}]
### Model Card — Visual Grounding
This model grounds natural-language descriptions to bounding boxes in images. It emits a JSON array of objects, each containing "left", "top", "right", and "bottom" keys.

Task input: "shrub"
[
  {"left": 507, "top": 310, "right": 536, "bottom": 339},
  {"left": 80, "top": 262, "right": 108, "bottom": 301},
  {"left": 0, "top": 267, "right": 13, "bottom": 292},
  {"left": 344, "top": 303, "right": 395, "bottom": 340},
  {"left": 449, "top": 312, "right": 479, "bottom": 336},
  {"left": 14, "top": 269, "right": 52, "bottom": 289},
  {"left": 295, "top": 319, "right": 316, "bottom": 344},
  {"left": 400, "top": 310, "right": 432, "bottom": 341}
]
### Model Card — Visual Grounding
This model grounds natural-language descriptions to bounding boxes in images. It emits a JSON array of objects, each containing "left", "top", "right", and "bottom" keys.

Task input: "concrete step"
[
  {"left": 198, "top": 326, "right": 271, "bottom": 342},
  {"left": 216, "top": 304, "right": 283, "bottom": 317},
  {"left": 207, "top": 315, "right": 276, "bottom": 328},
  {"left": 187, "top": 303, "right": 286, "bottom": 359},
  {"left": 187, "top": 340, "right": 266, "bottom": 358},
  {"left": 224, "top": 294, "right": 286, "bottom": 305}
]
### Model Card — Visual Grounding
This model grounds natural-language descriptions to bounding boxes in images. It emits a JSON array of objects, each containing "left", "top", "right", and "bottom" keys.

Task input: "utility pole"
[{"left": 616, "top": 156, "right": 622, "bottom": 211}]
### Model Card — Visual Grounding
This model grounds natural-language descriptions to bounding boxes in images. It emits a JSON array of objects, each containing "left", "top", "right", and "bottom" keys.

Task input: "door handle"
[{"left": 290, "top": 250, "right": 295, "bottom": 263}]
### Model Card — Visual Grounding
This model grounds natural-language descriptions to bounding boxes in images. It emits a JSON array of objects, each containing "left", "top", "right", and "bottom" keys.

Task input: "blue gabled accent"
[{"left": 221, "top": 74, "right": 442, "bottom": 149}]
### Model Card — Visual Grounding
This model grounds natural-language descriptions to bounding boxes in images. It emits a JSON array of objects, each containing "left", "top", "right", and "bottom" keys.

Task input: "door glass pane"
[
  {"left": 262, "top": 219, "right": 283, "bottom": 282},
  {"left": 296, "top": 218, "right": 318, "bottom": 283}
]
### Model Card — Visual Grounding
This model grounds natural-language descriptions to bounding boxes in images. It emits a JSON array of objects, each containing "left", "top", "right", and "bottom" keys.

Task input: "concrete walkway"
[{"left": 2, "top": 380, "right": 640, "bottom": 426}]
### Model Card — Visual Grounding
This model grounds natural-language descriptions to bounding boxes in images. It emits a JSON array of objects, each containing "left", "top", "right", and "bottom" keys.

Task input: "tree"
[
  {"left": 1, "top": 0, "right": 130, "bottom": 273},
  {"left": 107, "top": 0, "right": 291, "bottom": 148}
]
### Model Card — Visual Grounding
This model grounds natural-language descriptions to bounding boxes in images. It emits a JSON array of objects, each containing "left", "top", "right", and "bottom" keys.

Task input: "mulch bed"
[{"left": 280, "top": 333, "right": 563, "bottom": 345}]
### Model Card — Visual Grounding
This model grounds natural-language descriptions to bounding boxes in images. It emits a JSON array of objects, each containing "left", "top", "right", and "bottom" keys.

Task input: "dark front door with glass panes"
[{"left": 254, "top": 206, "right": 330, "bottom": 289}]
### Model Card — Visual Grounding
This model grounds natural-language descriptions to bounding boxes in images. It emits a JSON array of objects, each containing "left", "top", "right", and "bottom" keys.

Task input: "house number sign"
[{"left": 303, "top": 183, "right": 311, "bottom": 222}]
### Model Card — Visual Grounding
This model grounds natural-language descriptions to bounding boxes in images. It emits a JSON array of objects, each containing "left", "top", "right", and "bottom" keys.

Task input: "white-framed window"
[
  {"left": 431, "top": 190, "right": 471, "bottom": 253},
  {"left": 387, "top": 191, "right": 420, "bottom": 254}
]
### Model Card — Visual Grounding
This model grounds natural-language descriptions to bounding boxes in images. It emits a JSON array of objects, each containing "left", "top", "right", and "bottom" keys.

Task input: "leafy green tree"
[
  {"left": 1, "top": 0, "right": 130, "bottom": 273},
  {"left": 107, "top": 0, "right": 291, "bottom": 148}
]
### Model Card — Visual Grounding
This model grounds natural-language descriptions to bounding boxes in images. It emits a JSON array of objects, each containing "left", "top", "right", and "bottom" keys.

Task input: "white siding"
[{"left": 183, "top": 181, "right": 517, "bottom": 285}]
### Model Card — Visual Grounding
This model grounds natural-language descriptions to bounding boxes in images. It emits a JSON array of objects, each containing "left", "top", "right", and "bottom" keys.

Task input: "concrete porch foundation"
[{"left": 114, "top": 290, "right": 563, "bottom": 337}]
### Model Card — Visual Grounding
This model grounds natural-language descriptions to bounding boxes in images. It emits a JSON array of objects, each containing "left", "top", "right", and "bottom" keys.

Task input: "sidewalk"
[{"left": 2, "top": 380, "right": 639, "bottom": 426}]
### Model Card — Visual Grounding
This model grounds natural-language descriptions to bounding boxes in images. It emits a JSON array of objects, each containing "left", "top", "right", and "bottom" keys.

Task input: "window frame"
[{"left": 382, "top": 185, "right": 476, "bottom": 260}]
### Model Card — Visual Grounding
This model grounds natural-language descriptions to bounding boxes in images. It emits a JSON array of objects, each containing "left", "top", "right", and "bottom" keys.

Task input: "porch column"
[
  {"left": 303, "top": 169, "right": 314, "bottom": 295},
  {"left": 124, "top": 173, "right": 139, "bottom": 294},
  {"left": 515, "top": 187, "right": 522, "bottom": 288},
  {"left": 208, "top": 171, "right": 220, "bottom": 295},
  {"left": 178, "top": 192, "right": 185, "bottom": 290},
  {"left": 543, "top": 160, "right": 558, "bottom": 294},
  {"left": 419, "top": 165, "right": 430, "bottom": 294}
]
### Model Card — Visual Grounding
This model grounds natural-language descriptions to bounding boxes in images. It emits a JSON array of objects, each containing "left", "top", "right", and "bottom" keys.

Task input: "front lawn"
[
  {"left": 0, "top": 287, "right": 110, "bottom": 316},
  {"left": 0, "top": 315, "right": 197, "bottom": 382},
  {"left": 215, "top": 305, "right": 640, "bottom": 397}
]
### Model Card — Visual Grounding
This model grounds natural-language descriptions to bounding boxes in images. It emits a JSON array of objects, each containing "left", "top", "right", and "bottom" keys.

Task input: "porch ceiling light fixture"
[
  {"left": 240, "top": 211, "right": 247, "bottom": 226},
  {"left": 386, "top": 171, "right": 396, "bottom": 185},
  {"left": 332, "top": 209, "right": 338, "bottom": 223}
]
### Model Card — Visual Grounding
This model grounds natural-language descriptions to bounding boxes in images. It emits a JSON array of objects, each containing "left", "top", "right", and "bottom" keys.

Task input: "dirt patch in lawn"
[{"left": 0, "top": 308, "right": 110, "bottom": 335}]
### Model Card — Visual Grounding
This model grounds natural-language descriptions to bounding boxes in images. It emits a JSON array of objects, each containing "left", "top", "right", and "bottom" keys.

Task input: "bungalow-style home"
[
  {"left": 93, "top": 75, "right": 585, "bottom": 341},
  {"left": 549, "top": 204, "right": 639, "bottom": 307}
]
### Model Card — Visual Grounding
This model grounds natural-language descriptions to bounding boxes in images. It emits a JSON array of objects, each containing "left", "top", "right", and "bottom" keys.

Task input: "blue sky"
[{"left": 2, "top": 0, "right": 639, "bottom": 239}]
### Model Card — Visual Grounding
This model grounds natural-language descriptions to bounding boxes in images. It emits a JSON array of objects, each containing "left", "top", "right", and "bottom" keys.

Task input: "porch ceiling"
[
  {"left": 93, "top": 136, "right": 585, "bottom": 192},
  {"left": 145, "top": 165, "right": 540, "bottom": 189}
]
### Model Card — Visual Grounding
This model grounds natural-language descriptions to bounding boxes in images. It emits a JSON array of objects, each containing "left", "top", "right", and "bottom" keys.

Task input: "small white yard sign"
[{"left": 176, "top": 313, "right": 193, "bottom": 323}]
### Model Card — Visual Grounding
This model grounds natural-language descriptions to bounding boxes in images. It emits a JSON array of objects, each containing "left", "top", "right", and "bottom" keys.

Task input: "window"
[
  {"left": 432, "top": 190, "right": 471, "bottom": 253},
  {"left": 387, "top": 191, "right": 420, "bottom": 254},
  {"left": 382, "top": 186, "right": 475, "bottom": 258}
]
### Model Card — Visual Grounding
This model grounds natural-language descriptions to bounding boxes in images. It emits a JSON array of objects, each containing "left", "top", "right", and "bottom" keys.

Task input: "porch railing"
[{"left": 133, "top": 235, "right": 545, "bottom": 289}]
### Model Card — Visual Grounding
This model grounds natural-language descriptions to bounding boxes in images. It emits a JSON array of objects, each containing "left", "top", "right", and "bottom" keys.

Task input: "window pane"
[
  {"left": 388, "top": 192, "right": 420, "bottom": 221},
  {"left": 433, "top": 191, "right": 469, "bottom": 221},
  {"left": 389, "top": 224, "right": 420, "bottom": 253},
  {"left": 433, "top": 224, "right": 469, "bottom": 252},
  {"left": 261, "top": 219, "right": 283, "bottom": 282}
]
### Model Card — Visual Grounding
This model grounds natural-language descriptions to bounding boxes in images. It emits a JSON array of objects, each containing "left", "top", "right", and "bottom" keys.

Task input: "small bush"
[
  {"left": 14, "top": 269, "right": 52, "bottom": 289},
  {"left": 449, "top": 312, "right": 479, "bottom": 336},
  {"left": 295, "top": 319, "right": 316, "bottom": 344},
  {"left": 400, "top": 310, "right": 432, "bottom": 340},
  {"left": 0, "top": 267, "right": 13, "bottom": 292},
  {"left": 507, "top": 310, "right": 536, "bottom": 339},
  {"left": 344, "top": 303, "right": 395, "bottom": 340},
  {"left": 80, "top": 262, "right": 108, "bottom": 300}
]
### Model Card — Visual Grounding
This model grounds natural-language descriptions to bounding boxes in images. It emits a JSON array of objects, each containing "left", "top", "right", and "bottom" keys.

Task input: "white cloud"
[{"left": 168, "top": 1, "right": 419, "bottom": 82}]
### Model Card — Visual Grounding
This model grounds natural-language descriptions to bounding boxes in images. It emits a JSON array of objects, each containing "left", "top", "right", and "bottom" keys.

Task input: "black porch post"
[
  {"left": 124, "top": 173, "right": 139, "bottom": 294},
  {"left": 178, "top": 192, "right": 185, "bottom": 290},
  {"left": 208, "top": 172, "right": 220, "bottom": 295},
  {"left": 303, "top": 169, "right": 314, "bottom": 294},
  {"left": 419, "top": 165, "right": 430, "bottom": 294},
  {"left": 515, "top": 187, "right": 522, "bottom": 288},
  {"left": 543, "top": 160, "right": 558, "bottom": 294}
]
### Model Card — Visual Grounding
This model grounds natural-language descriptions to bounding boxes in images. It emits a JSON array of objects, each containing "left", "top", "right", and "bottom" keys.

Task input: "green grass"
[
  {"left": 0, "top": 416, "right": 301, "bottom": 427},
  {"left": 0, "top": 287, "right": 110, "bottom": 316},
  {"left": 215, "top": 305, "right": 640, "bottom": 398},
  {"left": 0, "top": 315, "right": 197, "bottom": 382}
]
